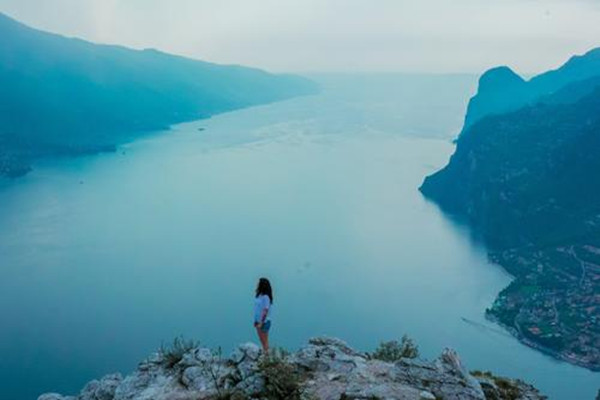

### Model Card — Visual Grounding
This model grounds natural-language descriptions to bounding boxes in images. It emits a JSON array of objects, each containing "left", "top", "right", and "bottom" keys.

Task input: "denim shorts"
[{"left": 260, "top": 320, "right": 271, "bottom": 333}]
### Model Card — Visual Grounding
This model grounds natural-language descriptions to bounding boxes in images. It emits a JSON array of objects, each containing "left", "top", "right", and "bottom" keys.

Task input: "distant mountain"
[
  {"left": 420, "top": 49, "right": 600, "bottom": 370},
  {"left": 421, "top": 48, "right": 600, "bottom": 250},
  {"left": 422, "top": 86, "right": 600, "bottom": 250},
  {"left": 463, "top": 48, "right": 600, "bottom": 129},
  {"left": 0, "top": 12, "right": 318, "bottom": 177}
]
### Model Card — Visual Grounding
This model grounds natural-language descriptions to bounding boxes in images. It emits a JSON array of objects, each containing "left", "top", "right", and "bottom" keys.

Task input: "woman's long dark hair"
[{"left": 255, "top": 277, "right": 273, "bottom": 304}]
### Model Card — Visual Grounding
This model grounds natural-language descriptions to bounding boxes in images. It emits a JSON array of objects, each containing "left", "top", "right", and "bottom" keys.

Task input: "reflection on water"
[{"left": 0, "top": 75, "right": 597, "bottom": 400}]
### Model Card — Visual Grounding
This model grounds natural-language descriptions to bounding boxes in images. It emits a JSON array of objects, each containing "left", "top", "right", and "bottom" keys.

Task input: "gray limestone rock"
[{"left": 39, "top": 337, "right": 545, "bottom": 400}]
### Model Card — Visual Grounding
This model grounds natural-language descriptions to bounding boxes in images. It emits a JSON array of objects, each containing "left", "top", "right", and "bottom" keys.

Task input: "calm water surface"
[{"left": 0, "top": 75, "right": 597, "bottom": 399}]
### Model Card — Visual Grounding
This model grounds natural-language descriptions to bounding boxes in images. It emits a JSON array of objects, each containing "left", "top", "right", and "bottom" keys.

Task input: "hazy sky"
[{"left": 2, "top": 0, "right": 600, "bottom": 74}]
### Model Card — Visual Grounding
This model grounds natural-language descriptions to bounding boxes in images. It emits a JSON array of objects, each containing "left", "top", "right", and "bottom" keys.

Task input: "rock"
[
  {"left": 230, "top": 342, "right": 260, "bottom": 364},
  {"left": 233, "top": 373, "right": 265, "bottom": 396},
  {"left": 181, "top": 366, "right": 213, "bottom": 391},
  {"left": 438, "top": 348, "right": 468, "bottom": 377},
  {"left": 113, "top": 371, "right": 177, "bottom": 400},
  {"left": 308, "top": 336, "right": 364, "bottom": 357},
  {"left": 420, "top": 391, "right": 436, "bottom": 400},
  {"left": 79, "top": 374, "right": 122, "bottom": 400},
  {"left": 326, "top": 372, "right": 342, "bottom": 381},
  {"left": 38, "top": 394, "right": 73, "bottom": 400},
  {"left": 145, "top": 352, "right": 163, "bottom": 365},
  {"left": 178, "top": 348, "right": 213, "bottom": 368},
  {"left": 473, "top": 371, "right": 548, "bottom": 400},
  {"left": 291, "top": 336, "right": 367, "bottom": 374},
  {"left": 235, "top": 358, "right": 257, "bottom": 381},
  {"left": 38, "top": 337, "right": 546, "bottom": 400},
  {"left": 433, "top": 348, "right": 485, "bottom": 400},
  {"left": 342, "top": 381, "right": 422, "bottom": 399}
]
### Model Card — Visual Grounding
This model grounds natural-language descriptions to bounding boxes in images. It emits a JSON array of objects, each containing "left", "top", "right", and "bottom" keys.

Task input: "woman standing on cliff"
[{"left": 254, "top": 277, "right": 273, "bottom": 354}]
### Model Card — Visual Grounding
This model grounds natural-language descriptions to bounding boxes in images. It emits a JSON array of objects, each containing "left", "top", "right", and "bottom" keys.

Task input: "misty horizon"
[{"left": 1, "top": 0, "right": 600, "bottom": 75}]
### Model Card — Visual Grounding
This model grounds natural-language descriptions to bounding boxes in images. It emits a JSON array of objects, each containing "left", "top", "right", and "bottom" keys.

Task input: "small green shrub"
[
  {"left": 270, "top": 346, "right": 291, "bottom": 358},
  {"left": 258, "top": 352, "right": 304, "bottom": 400},
  {"left": 159, "top": 336, "right": 199, "bottom": 369},
  {"left": 372, "top": 335, "right": 419, "bottom": 361},
  {"left": 471, "top": 370, "right": 494, "bottom": 380},
  {"left": 209, "top": 390, "right": 249, "bottom": 400}
]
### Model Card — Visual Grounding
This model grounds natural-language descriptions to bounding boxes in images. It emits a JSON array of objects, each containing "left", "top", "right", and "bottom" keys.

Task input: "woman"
[{"left": 254, "top": 277, "right": 273, "bottom": 354}]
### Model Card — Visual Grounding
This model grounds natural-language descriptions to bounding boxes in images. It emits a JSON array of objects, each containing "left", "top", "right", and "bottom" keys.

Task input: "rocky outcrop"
[
  {"left": 39, "top": 337, "right": 545, "bottom": 400},
  {"left": 471, "top": 371, "right": 546, "bottom": 400}
]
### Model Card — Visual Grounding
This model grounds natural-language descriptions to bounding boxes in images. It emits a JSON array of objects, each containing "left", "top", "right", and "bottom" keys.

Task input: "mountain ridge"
[
  {"left": 0, "top": 12, "right": 318, "bottom": 177},
  {"left": 462, "top": 47, "right": 600, "bottom": 131}
]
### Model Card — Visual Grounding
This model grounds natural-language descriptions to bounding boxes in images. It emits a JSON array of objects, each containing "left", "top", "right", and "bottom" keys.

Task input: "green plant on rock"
[
  {"left": 198, "top": 346, "right": 230, "bottom": 399},
  {"left": 372, "top": 335, "right": 419, "bottom": 361},
  {"left": 270, "top": 346, "right": 291, "bottom": 358},
  {"left": 159, "top": 336, "right": 200, "bottom": 369},
  {"left": 208, "top": 389, "right": 250, "bottom": 400},
  {"left": 207, "top": 390, "right": 249, "bottom": 400},
  {"left": 257, "top": 352, "right": 305, "bottom": 400},
  {"left": 471, "top": 370, "right": 547, "bottom": 400}
]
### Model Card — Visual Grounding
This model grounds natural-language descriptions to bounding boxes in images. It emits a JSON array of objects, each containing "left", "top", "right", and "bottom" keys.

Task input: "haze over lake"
[{"left": 0, "top": 75, "right": 597, "bottom": 400}]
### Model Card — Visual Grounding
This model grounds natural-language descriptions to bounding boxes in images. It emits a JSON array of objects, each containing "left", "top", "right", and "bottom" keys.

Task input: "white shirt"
[{"left": 254, "top": 294, "right": 271, "bottom": 323}]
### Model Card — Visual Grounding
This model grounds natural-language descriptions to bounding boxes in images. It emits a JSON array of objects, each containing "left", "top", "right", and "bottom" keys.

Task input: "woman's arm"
[
  {"left": 255, "top": 297, "right": 269, "bottom": 327},
  {"left": 260, "top": 307, "right": 269, "bottom": 323}
]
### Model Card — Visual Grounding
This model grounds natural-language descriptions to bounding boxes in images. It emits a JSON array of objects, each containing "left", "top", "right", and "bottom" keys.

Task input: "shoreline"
[{"left": 485, "top": 278, "right": 600, "bottom": 373}]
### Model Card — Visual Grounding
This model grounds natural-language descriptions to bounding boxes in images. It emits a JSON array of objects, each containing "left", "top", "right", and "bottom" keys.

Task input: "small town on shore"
[{"left": 488, "top": 244, "right": 600, "bottom": 371}]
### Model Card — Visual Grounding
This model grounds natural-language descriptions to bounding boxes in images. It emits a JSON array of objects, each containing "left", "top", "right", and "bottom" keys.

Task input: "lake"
[{"left": 0, "top": 75, "right": 597, "bottom": 400}]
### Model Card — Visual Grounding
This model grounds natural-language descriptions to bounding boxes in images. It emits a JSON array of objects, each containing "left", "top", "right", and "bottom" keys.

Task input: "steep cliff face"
[
  {"left": 421, "top": 87, "right": 600, "bottom": 250},
  {"left": 420, "top": 49, "right": 600, "bottom": 370},
  {"left": 38, "top": 337, "right": 545, "bottom": 400}
]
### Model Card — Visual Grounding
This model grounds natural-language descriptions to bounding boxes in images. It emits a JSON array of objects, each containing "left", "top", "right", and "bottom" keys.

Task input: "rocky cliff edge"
[{"left": 39, "top": 337, "right": 545, "bottom": 400}]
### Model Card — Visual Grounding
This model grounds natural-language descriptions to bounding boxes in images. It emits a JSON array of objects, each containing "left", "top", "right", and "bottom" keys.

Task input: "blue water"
[{"left": 0, "top": 75, "right": 597, "bottom": 399}]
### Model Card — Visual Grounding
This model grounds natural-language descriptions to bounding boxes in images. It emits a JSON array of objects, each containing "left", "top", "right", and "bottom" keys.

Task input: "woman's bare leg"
[
  {"left": 262, "top": 331, "right": 269, "bottom": 354},
  {"left": 256, "top": 327, "right": 269, "bottom": 354}
]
